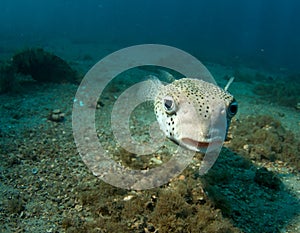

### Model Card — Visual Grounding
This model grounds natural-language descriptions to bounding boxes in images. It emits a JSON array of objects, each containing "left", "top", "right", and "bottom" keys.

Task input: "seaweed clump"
[
  {"left": 228, "top": 115, "right": 300, "bottom": 171},
  {"left": 253, "top": 74, "right": 300, "bottom": 107},
  {"left": 148, "top": 187, "right": 238, "bottom": 233},
  {"left": 0, "top": 48, "right": 79, "bottom": 93},
  {"left": 12, "top": 48, "right": 78, "bottom": 83},
  {"left": 62, "top": 178, "right": 239, "bottom": 233}
]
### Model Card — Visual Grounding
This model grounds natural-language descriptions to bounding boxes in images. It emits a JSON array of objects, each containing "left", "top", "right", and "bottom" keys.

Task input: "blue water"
[{"left": 1, "top": 0, "right": 300, "bottom": 72}]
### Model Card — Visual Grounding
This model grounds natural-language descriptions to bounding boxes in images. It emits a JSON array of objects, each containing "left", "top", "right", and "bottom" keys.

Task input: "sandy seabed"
[{"left": 0, "top": 40, "right": 299, "bottom": 233}]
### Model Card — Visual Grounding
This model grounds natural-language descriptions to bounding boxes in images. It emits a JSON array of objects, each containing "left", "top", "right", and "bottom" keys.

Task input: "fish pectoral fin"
[{"left": 224, "top": 76, "right": 235, "bottom": 91}]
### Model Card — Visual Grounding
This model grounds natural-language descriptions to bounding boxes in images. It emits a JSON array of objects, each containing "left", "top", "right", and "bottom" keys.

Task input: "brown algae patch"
[
  {"left": 227, "top": 115, "right": 300, "bottom": 171},
  {"left": 62, "top": 174, "right": 240, "bottom": 233}
]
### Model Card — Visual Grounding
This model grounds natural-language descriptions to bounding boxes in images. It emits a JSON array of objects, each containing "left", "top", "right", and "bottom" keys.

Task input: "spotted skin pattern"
[{"left": 154, "top": 78, "right": 237, "bottom": 152}]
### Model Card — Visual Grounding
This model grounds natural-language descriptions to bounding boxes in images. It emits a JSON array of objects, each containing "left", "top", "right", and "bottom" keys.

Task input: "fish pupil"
[
  {"left": 228, "top": 101, "right": 238, "bottom": 116},
  {"left": 164, "top": 99, "right": 173, "bottom": 110}
]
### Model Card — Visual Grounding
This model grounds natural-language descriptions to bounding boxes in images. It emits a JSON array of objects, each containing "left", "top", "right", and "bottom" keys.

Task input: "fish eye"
[
  {"left": 228, "top": 100, "right": 238, "bottom": 116},
  {"left": 163, "top": 96, "right": 176, "bottom": 114}
]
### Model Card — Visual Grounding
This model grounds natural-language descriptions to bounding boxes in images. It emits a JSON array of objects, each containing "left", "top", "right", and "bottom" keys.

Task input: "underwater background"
[
  {"left": 1, "top": 0, "right": 300, "bottom": 72},
  {"left": 0, "top": 1, "right": 299, "bottom": 233}
]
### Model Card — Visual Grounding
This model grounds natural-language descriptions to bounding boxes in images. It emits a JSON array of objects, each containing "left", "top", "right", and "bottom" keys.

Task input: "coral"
[{"left": 12, "top": 48, "right": 78, "bottom": 83}]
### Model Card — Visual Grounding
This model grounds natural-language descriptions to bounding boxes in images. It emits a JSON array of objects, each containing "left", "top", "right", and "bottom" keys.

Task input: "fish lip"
[{"left": 181, "top": 138, "right": 223, "bottom": 149}]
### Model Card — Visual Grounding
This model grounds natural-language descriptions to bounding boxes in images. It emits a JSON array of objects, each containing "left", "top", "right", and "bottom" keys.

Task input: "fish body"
[{"left": 153, "top": 77, "right": 237, "bottom": 152}]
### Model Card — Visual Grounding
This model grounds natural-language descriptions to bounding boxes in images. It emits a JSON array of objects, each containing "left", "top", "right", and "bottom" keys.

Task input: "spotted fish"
[{"left": 150, "top": 73, "right": 238, "bottom": 152}]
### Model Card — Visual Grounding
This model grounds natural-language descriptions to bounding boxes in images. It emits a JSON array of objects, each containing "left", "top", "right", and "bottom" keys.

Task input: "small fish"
[{"left": 147, "top": 72, "right": 238, "bottom": 152}]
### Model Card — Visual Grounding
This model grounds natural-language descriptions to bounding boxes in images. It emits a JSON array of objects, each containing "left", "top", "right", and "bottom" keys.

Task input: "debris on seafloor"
[{"left": 48, "top": 109, "right": 65, "bottom": 122}]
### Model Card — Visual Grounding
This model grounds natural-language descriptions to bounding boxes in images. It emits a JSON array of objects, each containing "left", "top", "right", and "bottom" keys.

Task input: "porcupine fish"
[{"left": 148, "top": 72, "right": 238, "bottom": 152}]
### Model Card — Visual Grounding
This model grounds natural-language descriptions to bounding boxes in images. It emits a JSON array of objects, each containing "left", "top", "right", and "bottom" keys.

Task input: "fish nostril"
[{"left": 199, "top": 131, "right": 211, "bottom": 139}]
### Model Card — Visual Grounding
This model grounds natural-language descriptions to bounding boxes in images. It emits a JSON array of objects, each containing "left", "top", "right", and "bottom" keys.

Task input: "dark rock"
[
  {"left": 12, "top": 48, "right": 78, "bottom": 83},
  {"left": 0, "top": 62, "right": 18, "bottom": 93}
]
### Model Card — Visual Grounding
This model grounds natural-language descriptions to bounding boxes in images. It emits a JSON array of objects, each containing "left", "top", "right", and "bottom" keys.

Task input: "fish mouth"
[{"left": 181, "top": 138, "right": 223, "bottom": 151}]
